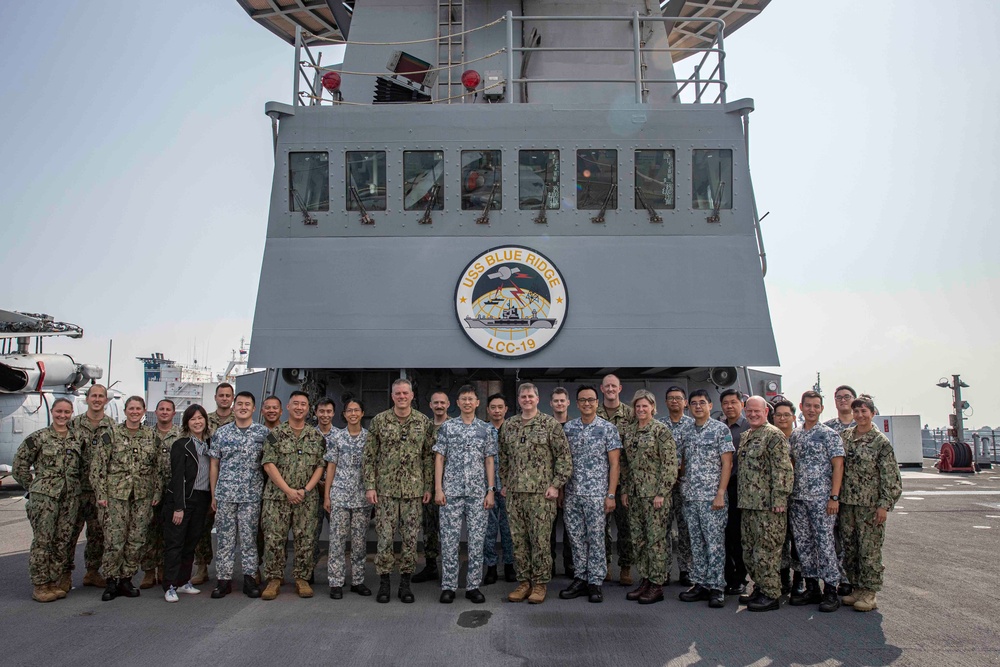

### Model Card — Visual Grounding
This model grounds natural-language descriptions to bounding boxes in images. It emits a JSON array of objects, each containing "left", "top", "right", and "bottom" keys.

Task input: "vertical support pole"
[
  {"left": 632, "top": 11, "right": 643, "bottom": 104},
  {"left": 715, "top": 21, "right": 727, "bottom": 104},
  {"left": 952, "top": 374, "right": 965, "bottom": 444},
  {"left": 293, "top": 25, "right": 303, "bottom": 106},
  {"left": 506, "top": 11, "right": 515, "bottom": 104},
  {"left": 694, "top": 64, "right": 702, "bottom": 103}
]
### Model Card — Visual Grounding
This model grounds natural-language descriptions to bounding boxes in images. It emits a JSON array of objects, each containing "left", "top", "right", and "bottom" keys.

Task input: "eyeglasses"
[
  {"left": 774, "top": 413, "right": 795, "bottom": 419},
  {"left": 344, "top": 408, "right": 362, "bottom": 414},
  {"left": 577, "top": 398, "right": 598, "bottom": 404},
  {"left": 666, "top": 396, "right": 685, "bottom": 402},
  {"left": 835, "top": 394, "right": 854, "bottom": 401}
]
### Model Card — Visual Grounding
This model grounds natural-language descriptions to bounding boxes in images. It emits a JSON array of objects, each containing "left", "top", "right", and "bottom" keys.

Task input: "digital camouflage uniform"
[
  {"left": 433, "top": 417, "right": 496, "bottom": 590},
  {"left": 824, "top": 418, "right": 856, "bottom": 435},
  {"left": 498, "top": 412, "right": 572, "bottom": 585},
  {"left": 91, "top": 424, "right": 163, "bottom": 579},
  {"left": 260, "top": 422, "right": 325, "bottom": 581},
  {"left": 620, "top": 419, "right": 677, "bottom": 586},
  {"left": 824, "top": 416, "right": 855, "bottom": 581},
  {"left": 788, "top": 423, "right": 844, "bottom": 586},
  {"left": 483, "top": 423, "right": 514, "bottom": 569},
  {"left": 661, "top": 414, "right": 695, "bottom": 577},
  {"left": 325, "top": 427, "right": 371, "bottom": 587},
  {"left": 363, "top": 409, "right": 434, "bottom": 576},
  {"left": 141, "top": 425, "right": 182, "bottom": 573},
  {"left": 193, "top": 410, "right": 235, "bottom": 569},
  {"left": 209, "top": 422, "right": 268, "bottom": 580},
  {"left": 840, "top": 426, "right": 902, "bottom": 592},
  {"left": 678, "top": 418, "right": 734, "bottom": 591},
  {"left": 13, "top": 426, "right": 83, "bottom": 585},
  {"left": 563, "top": 416, "right": 621, "bottom": 585},
  {"left": 418, "top": 422, "right": 445, "bottom": 565},
  {"left": 313, "top": 427, "right": 340, "bottom": 568},
  {"left": 597, "top": 403, "right": 634, "bottom": 569},
  {"left": 67, "top": 413, "right": 115, "bottom": 573},
  {"left": 737, "top": 423, "right": 793, "bottom": 599}
]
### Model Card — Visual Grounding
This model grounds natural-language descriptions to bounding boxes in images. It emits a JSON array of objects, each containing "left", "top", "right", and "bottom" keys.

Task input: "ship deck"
[{"left": 1, "top": 462, "right": 997, "bottom": 666}]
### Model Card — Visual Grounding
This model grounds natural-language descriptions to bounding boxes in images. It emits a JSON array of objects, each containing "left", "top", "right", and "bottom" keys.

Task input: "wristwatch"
[
  {"left": 487, "top": 486, "right": 497, "bottom": 492},
  {"left": 829, "top": 494, "right": 840, "bottom": 501},
  {"left": 606, "top": 494, "right": 615, "bottom": 500}
]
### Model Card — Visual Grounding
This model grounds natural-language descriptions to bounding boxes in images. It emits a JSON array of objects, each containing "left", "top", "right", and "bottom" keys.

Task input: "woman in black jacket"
[{"left": 161, "top": 404, "right": 213, "bottom": 602}]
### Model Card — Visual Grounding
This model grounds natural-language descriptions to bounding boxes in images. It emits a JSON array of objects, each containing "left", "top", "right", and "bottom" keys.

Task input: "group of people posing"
[{"left": 13, "top": 376, "right": 902, "bottom": 614}]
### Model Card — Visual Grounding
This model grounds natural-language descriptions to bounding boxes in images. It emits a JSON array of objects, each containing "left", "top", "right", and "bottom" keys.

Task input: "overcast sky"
[{"left": 2, "top": 1, "right": 997, "bottom": 428}]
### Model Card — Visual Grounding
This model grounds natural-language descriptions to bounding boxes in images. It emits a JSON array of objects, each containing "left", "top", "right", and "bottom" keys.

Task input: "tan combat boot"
[
  {"left": 83, "top": 569, "right": 106, "bottom": 587},
  {"left": 853, "top": 589, "right": 878, "bottom": 612},
  {"left": 508, "top": 581, "right": 532, "bottom": 602},
  {"left": 191, "top": 563, "right": 209, "bottom": 585},
  {"left": 48, "top": 582, "right": 67, "bottom": 600},
  {"left": 261, "top": 579, "right": 281, "bottom": 600},
  {"left": 140, "top": 570, "right": 157, "bottom": 589},
  {"left": 527, "top": 583, "right": 547, "bottom": 604},
  {"left": 56, "top": 572, "right": 72, "bottom": 594},
  {"left": 842, "top": 588, "right": 863, "bottom": 606},
  {"left": 32, "top": 585, "right": 57, "bottom": 603},
  {"left": 295, "top": 578, "right": 314, "bottom": 598},
  {"left": 619, "top": 566, "right": 633, "bottom": 586}
]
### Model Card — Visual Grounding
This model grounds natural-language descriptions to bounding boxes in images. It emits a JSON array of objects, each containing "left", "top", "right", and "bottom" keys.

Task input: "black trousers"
[
  {"left": 724, "top": 483, "right": 747, "bottom": 588},
  {"left": 162, "top": 490, "right": 211, "bottom": 591}
]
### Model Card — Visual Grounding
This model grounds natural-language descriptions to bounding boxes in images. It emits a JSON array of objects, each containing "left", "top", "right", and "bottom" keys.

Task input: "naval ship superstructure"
[{"left": 238, "top": 0, "right": 779, "bottom": 415}]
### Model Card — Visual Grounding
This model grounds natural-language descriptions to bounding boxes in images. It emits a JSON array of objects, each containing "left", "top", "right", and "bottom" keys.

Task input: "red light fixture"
[
  {"left": 461, "top": 69, "right": 481, "bottom": 92},
  {"left": 322, "top": 71, "right": 342, "bottom": 93}
]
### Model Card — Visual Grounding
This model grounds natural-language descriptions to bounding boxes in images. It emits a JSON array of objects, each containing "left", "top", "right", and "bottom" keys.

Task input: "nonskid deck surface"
[{"left": 1, "top": 463, "right": 997, "bottom": 667}]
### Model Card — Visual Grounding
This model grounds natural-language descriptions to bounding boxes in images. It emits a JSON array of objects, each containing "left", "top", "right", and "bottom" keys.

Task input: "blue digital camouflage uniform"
[
  {"left": 433, "top": 417, "right": 496, "bottom": 590},
  {"left": 563, "top": 416, "right": 621, "bottom": 585},
  {"left": 67, "top": 414, "right": 115, "bottom": 574},
  {"left": 483, "top": 423, "right": 514, "bottom": 569},
  {"left": 824, "top": 418, "right": 856, "bottom": 435},
  {"left": 194, "top": 410, "right": 236, "bottom": 569},
  {"left": 788, "top": 423, "right": 844, "bottom": 586},
  {"left": 597, "top": 403, "right": 634, "bottom": 569},
  {"left": 840, "top": 425, "right": 902, "bottom": 592},
  {"left": 325, "top": 427, "right": 371, "bottom": 587},
  {"left": 209, "top": 422, "right": 268, "bottom": 580},
  {"left": 678, "top": 418, "right": 734, "bottom": 591},
  {"left": 661, "top": 414, "right": 694, "bottom": 577}
]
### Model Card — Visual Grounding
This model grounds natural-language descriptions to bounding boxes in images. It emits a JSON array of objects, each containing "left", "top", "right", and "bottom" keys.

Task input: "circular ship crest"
[{"left": 456, "top": 246, "right": 568, "bottom": 358}]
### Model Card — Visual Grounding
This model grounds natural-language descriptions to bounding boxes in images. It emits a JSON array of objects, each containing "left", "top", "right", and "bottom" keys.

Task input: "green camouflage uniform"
[
  {"left": 260, "top": 422, "right": 326, "bottom": 581},
  {"left": 620, "top": 419, "right": 677, "bottom": 585},
  {"left": 840, "top": 426, "right": 902, "bottom": 592},
  {"left": 597, "top": 402, "right": 634, "bottom": 569},
  {"left": 67, "top": 413, "right": 115, "bottom": 572},
  {"left": 91, "top": 424, "right": 163, "bottom": 579},
  {"left": 498, "top": 412, "right": 572, "bottom": 585},
  {"left": 362, "top": 409, "right": 434, "bottom": 575},
  {"left": 13, "top": 426, "right": 83, "bottom": 585},
  {"left": 194, "top": 410, "right": 235, "bottom": 568},
  {"left": 418, "top": 422, "right": 444, "bottom": 564},
  {"left": 142, "top": 425, "right": 182, "bottom": 572},
  {"left": 737, "top": 423, "right": 794, "bottom": 599}
]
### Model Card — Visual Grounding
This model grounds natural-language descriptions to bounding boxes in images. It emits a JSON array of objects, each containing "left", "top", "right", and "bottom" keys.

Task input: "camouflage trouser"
[
  {"left": 140, "top": 505, "right": 165, "bottom": 572},
  {"left": 631, "top": 496, "right": 669, "bottom": 585},
  {"left": 780, "top": 513, "right": 801, "bottom": 571},
  {"left": 507, "top": 492, "right": 557, "bottom": 584},
  {"left": 440, "top": 495, "right": 488, "bottom": 590},
  {"left": 684, "top": 499, "right": 727, "bottom": 590},
  {"left": 420, "top": 502, "right": 440, "bottom": 562},
  {"left": 483, "top": 492, "right": 514, "bottom": 566},
  {"left": 667, "top": 483, "right": 691, "bottom": 574},
  {"left": 26, "top": 492, "right": 79, "bottom": 585},
  {"left": 102, "top": 497, "right": 154, "bottom": 579},
  {"left": 216, "top": 500, "right": 261, "bottom": 580},
  {"left": 68, "top": 490, "right": 103, "bottom": 572},
  {"left": 834, "top": 513, "right": 849, "bottom": 581},
  {"left": 840, "top": 504, "right": 886, "bottom": 592},
  {"left": 261, "top": 494, "right": 319, "bottom": 581},
  {"left": 604, "top": 486, "right": 632, "bottom": 567},
  {"left": 193, "top": 510, "right": 215, "bottom": 566},
  {"left": 564, "top": 494, "right": 607, "bottom": 585},
  {"left": 789, "top": 499, "right": 839, "bottom": 585},
  {"left": 312, "top": 491, "right": 328, "bottom": 568},
  {"left": 328, "top": 505, "right": 371, "bottom": 587},
  {"left": 375, "top": 497, "right": 422, "bottom": 575},
  {"left": 741, "top": 508, "right": 786, "bottom": 599}
]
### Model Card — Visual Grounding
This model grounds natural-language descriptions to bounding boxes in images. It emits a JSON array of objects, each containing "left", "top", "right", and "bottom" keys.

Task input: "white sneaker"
[
  {"left": 177, "top": 582, "right": 201, "bottom": 595},
  {"left": 165, "top": 587, "right": 179, "bottom": 603}
]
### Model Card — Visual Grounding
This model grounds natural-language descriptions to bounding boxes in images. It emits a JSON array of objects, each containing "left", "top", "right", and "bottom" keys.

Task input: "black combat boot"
[
  {"left": 211, "top": 579, "right": 232, "bottom": 599},
  {"left": 398, "top": 573, "right": 415, "bottom": 603},
  {"left": 837, "top": 581, "right": 853, "bottom": 597},
  {"left": 504, "top": 563, "right": 517, "bottom": 582},
  {"left": 329, "top": 586, "right": 343, "bottom": 599},
  {"left": 101, "top": 578, "right": 118, "bottom": 602},
  {"left": 466, "top": 588, "right": 486, "bottom": 604},
  {"left": 748, "top": 593, "right": 780, "bottom": 612},
  {"left": 243, "top": 574, "right": 261, "bottom": 598},
  {"left": 738, "top": 586, "right": 762, "bottom": 606},
  {"left": 440, "top": 589, "right": 456, "bottom": 604},
  {"left": 118, "top": 577, "right": 140, "bottom": 598},
  {"left": 790, "top": 578, "right": 819, "bottom": 606},
  {"left": 792, "top": 570, "right": 805, "bottom": 595},
  {"left": 818, "top": 581, "right": 841, "bottom": 613},
  {"left": 780, "top": 568, "right": 791, "bottom": 596},
  {"left": 679, "top": 584, "right": 710, "bottom": 602},
  {"left": 350, "top": 583, "right": 372, "bottom": 596},
  {"left": 483, "top": 565, "right": 498, "bottom": 585},
  {"left": 678, "top": 571, "right": 692, "bottom": 587},
  {"left": 558, "top": 578, "right": 587, "bottom": 599},
  {"left": 376, "top": 574, "right": 391, "bottom": 603},
  {"left": 411, "top": 560, "right": 438, "bottom": 583},
  {"left": 708, "top": 589, "right": 726, "bottom": 608}
]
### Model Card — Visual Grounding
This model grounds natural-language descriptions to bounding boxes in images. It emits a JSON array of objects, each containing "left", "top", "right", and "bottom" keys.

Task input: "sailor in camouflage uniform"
[
  {"left": 209, "top": 391, "right": 268, "bottom": 598},
  {"left": 260, "top": 391, "right": 326, "bottom": 600},
  {"left": 597, "top": 374, "right": 634, "bottom": 585},
  {"left": 92, "top": 396, "right": 163, "bottom": 600},
  {"left": 736, "top": 396, "right": 793, "bottom": 612},
  {"left": 788, "top": 390, "right": 844, "bottom": 612},
  {"left": 192, "top": 382, "right": 236, "bottom": 585},
  {"left": 13, "top": 398, "right": 82, "bottom": 602},
  {"left": 483, "top": 393, "right": 515, "bottom": 584},
  {"left": 433, "top": 385, "right": 496, "bottom": 604},
  {"left": 839, "top": 395, "right": 902, "bottom": 613},
  {"left": 659, "top": 386, "right": 694, "bottom": 586},
  {"left": 68, "top": 384, "right": 114, "bottom": 588},
  {"left": 363, "top": 378, "right": 434, "bottom": 604},
  {"left": 558, "top": 386, "right": 620, "bottom": 603},
  {"left": 140, "top": 399, "right": 182, "bottom": 589},
  {"left": 324, "top": 395, "right": 372, "bottom": 598},
  {"left": 312, "top": 398, "right": 339, "bottom": 580},
  {"left": 620, "top": 390, "right": 677, "bottom": 605},
  {"left": 499, "top": 383, "right": 572, "bottom": 605},
  {"left": 413, "top": 391, "right": 450, "bottom": 584},
  {"left": 824, "top": 384, "right": 857, "bottom": 593}
]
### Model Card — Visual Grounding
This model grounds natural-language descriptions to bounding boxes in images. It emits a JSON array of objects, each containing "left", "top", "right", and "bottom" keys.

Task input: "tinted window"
[
  {"left": 634, "top": 150, "right": 675, "bottom": 210},
  {"left": 289, "top": 152, "right": 329, "bottom": 212},
  {"left": 346, "top": 151, "right": 387, "bottom": 211},
  {"left": 692, "top": 149, "right": 733, "bottom": 209},
  {"left": 519, "top": 150, "right": 559, "bottom": 210},
  {"left": 461, "top": 150, "right": 502, "bottom": 210},
  {"left": 576, "top": 149, "right": 617, "bottom": 210},
  {"left": 403, "top": 150, "right": 444, "bottom": 211}
]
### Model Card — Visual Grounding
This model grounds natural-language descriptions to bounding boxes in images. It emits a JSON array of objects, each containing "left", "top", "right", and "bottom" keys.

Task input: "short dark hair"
[
  {"left": 341, "top": 393, "right": 365, "bottom": 415},
  {"left": 835, "top": 385, "right": 857, "bottom": 399},
  {"left": 665, "top": 385, "right": 686, "bottom": 398},
  {"left": 182, "top": 404, "right": 209, "bottom": 436},
  {"left": 430, "top": 389, "right": 450, "bottom": 400},
  {"left": 772, "top": 399, "right": 796, "bottom": 415},
  {"left": 289, "top": 390, "right": 309, "bottom": 402},
  {"left": 487, "top": 392, "right": 507, "bottom": 406},
  {"left": 235, "top": 391, "right": 256, "bottom": 405},
  {"left": 688, "top": 388, "right": 711, "bottom": 402},
  {"left": 156, "top": 399, "right": 175, "bottom": 409},
  {"left": 263, "top": 395, "right": 282, "bottom": 406},
  {"left": 719, "top": 388, "right": 743, "bottom": 403},
  {"left": 551, "top": 386, "right": 569, "bottom": 398},
  {"left": 457, "top": 384, "right": 478, "bottom": 398},
  {"left": 800, "top": 390, "right": 823, "bottom": 406},
  {"left": 125, "top": 395, "right": 146, "bottom": 409},
  {"left": 852, "top": 395, "right": 876, "bottom": 413},
  {"left": 316, "top": 397, "right": 336, "bottom": 411},
  {"left": 576, "top": 384, "right": 599, "bottom": 399},
  {"left": 215, "top": 383, "right": 234, "bottom": 396}
]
